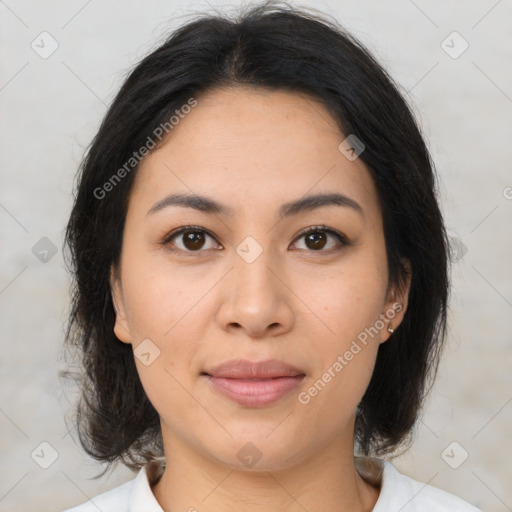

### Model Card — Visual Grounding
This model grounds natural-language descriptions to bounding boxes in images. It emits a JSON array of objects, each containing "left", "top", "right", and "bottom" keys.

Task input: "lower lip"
[{"left": 206, "top": 375, "right": 305, "bottom": 407}]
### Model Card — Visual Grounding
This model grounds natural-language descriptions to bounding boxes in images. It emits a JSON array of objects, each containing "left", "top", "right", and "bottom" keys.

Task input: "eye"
[
  {"left": 291, "top": 225, "right": 348, "bottom": 252},
  {"left": 162, "top": 226, "right": 221, "bottom": 253},
  {"left": 161, "top": 224, "right": 348, "bottom": 254}
]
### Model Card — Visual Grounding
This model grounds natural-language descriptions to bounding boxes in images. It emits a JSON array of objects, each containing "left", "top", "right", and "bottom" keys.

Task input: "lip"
[{"left": 202, "top": 359, "right": 306, "bottom": 407}]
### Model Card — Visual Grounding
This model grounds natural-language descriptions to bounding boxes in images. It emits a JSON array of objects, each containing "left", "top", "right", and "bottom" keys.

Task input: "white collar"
[
  {"left": 126, "top": 456, "right": 477, "bottom": 511},
  {"left": 129, "top": 458, "right": 165, "bottom": 511}
]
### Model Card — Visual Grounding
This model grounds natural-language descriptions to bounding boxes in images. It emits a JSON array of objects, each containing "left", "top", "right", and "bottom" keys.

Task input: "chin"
[{"left": 196, "top": 424, "right": 311, "bottom": 473}]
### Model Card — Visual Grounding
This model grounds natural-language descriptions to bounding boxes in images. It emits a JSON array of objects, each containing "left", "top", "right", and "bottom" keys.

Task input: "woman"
[{"left": 62, "top": 2, "right": 481, "bottom": 510}]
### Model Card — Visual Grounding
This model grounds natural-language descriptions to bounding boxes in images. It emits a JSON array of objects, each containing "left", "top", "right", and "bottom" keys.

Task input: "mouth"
[{"left": 201, "top": 359, "right": 306, "bottom": 407}]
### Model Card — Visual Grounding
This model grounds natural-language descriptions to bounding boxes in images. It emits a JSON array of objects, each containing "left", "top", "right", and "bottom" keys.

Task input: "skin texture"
[{"left": 110, "top": 86, "right": 410, "bottom": 512}]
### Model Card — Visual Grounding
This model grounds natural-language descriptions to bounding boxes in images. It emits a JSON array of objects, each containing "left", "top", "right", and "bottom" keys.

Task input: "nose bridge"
[
  {"left": 232, "top": 237, "right": 280, "bottom": 307},
  {"left": 217, "top": 235, "right": 293, "bottom": 336}
]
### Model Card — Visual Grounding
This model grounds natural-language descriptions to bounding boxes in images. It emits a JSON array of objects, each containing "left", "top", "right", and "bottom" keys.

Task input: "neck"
[{"left": 151, "top": 430, "right": 379, "bottom": 512}]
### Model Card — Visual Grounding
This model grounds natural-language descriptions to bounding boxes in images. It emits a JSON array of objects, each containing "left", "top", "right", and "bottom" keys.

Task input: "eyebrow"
[{"left": 146, "top": 192, "right": 363, "bottom": 219}]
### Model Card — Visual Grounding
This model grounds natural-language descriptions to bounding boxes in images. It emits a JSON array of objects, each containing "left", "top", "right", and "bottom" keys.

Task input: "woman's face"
[{"left": 111, "top": 86, "right": 408, "bottom": 471}]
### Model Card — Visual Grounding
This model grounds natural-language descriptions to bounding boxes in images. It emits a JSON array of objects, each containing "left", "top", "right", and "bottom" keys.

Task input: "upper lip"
[{"left": 203, "top": 359, "right": 305, "bottom": 379}]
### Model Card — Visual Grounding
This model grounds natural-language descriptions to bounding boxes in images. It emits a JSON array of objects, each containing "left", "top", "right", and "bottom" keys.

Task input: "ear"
[
  {"left": 380, "top": 259, "right": 412, "bottom": 343},
  {"left": 109, "top": 266, "right": 133, "bottom": 344}
]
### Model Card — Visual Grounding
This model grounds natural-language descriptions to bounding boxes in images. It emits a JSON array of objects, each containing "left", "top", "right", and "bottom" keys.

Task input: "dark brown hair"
[{"left": 63, "top": 1, "right": 450, "bottom": 475}]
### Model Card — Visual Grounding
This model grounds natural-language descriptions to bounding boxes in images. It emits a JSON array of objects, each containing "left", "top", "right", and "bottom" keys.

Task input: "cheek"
[
  {"left": 120, "top": 253, "right": 216, "bottom": 342},
  {"left": 122, "top": 261, "right": 213, "bottom": 424},
  {"left": 292, "top": 251, "right": 388, "bottom": 347},
  {"left": 291, "top": 253, "right": 386, "bottom": 416}
]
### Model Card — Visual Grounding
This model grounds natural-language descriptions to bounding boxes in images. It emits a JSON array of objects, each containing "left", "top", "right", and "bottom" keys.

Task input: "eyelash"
[{"left": 161, "top": 224, "right": 349, "bottom": 255}]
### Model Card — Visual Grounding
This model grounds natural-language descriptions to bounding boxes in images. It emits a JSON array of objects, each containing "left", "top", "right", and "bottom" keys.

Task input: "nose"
[{"left": 216, "top": 247, "right": 294, "bottom": 339}]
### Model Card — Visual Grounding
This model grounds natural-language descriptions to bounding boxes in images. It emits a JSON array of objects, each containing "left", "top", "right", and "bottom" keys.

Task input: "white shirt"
[{"left": 62, "top": 458, "right": 481, "bottom": 511}]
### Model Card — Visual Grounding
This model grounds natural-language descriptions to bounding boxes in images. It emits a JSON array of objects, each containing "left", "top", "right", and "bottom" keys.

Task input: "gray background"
[{"left": 1, "top": 0, "right": 511, "bottom": 510}]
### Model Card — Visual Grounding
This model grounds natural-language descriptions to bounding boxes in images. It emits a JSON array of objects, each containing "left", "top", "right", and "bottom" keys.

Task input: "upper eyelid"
[
  {"left": 162, "top": 225, "right": 215, "bottom": 244},
  {"left": 292, "top": 226, "right": 348, "bottom": 248}
]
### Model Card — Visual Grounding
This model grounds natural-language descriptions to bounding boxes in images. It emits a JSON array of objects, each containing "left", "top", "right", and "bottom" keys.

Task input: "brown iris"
[
  {"left": 182, "top": 230, "right": 207, "bottom": 250},
  {"left": 304, "top": 231, "right": 327, "bottom": 250}
]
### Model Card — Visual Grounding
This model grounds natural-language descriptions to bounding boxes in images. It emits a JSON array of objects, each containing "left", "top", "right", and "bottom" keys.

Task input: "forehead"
[{"left": 129, "top": 86, "right": 380, "bottom": 224}]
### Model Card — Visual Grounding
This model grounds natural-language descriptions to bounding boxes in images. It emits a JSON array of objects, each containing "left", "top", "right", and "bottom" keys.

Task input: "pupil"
[
  {"left": 307, "top": 232, "right": 326, "bottom": 250},
  {"left": 184, "top": 231, "right": 204, "bottom": 250}
]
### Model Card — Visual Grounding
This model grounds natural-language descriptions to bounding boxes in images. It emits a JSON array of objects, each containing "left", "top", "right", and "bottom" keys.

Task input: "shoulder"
[
  {"left": 60, "top": 459, "right": 164, "bottom": 512},
  {"left": 374, "top": 460, "right": 482, "bottom": 512}
]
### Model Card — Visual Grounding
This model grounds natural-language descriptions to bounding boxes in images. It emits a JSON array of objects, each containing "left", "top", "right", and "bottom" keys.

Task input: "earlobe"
[
  {"left": 381, "top": 259, "right": 412, "bottom": 342},
  {"left": 109, "top": 266, "right": 133, "bottom": 344},
  {"left": 380, "top": 301, "right": 404, "bottom": 343},
  {"left": 381, "top": 301, "right": 403, "bottom": 342}
]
